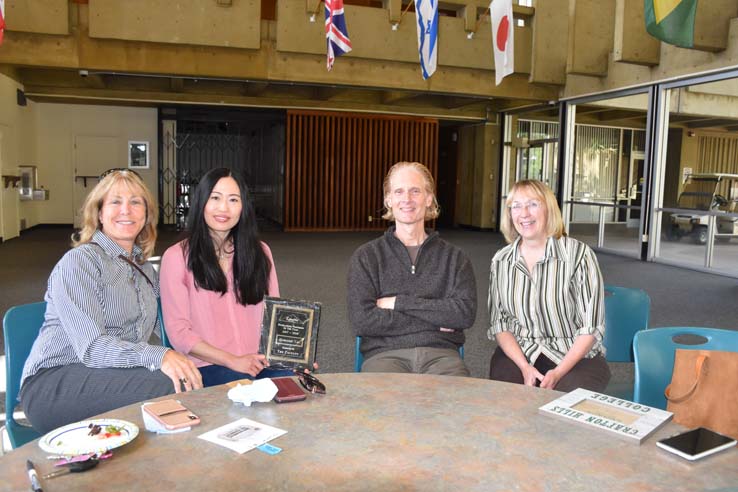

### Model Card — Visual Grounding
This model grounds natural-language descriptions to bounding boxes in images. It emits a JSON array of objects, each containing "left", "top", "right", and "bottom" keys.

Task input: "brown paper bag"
[{"left": 665, "top": 349, "right": 738, "bottom": 439}]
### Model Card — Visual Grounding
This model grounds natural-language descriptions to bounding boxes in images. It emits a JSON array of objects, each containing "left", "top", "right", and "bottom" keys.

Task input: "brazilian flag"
[{"left": 645, "top": 0, "right": 698, "bottom": 48}]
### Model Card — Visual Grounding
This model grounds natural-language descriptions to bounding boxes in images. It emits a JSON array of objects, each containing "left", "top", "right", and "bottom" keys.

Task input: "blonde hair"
[
  {"left": 381, "top": 161, "right": 440, "bottom": 221},
  {"left": 500, "top": 179, "right": 566, "bottom": 243},
  {"left": 73, "top": 170, "right": 158, "bottom": 260}
]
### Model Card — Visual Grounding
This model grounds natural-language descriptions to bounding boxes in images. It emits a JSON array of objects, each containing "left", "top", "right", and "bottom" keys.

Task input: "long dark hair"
[{"left": 184, "top": 167, "right": 271, "bottom": 305}]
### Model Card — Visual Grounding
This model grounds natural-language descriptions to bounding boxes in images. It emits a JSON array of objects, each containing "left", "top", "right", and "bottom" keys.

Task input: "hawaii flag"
[
  {"left": 0, "top": 0, "right": 6, "bottom": 46},
  {"left": 490, "top": 0, "right": 514, "bottom": 86},
  {"left": 414, "top": 0, "right": 438, "bottom": 79},
  {"left": 325, "top": 0, "right": 352, "bottom": 71}
]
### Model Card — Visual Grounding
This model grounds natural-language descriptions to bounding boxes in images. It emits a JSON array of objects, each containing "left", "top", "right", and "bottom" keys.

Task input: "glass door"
[{"left": 500, "top": 107, "right": 560, "bottom": 218}]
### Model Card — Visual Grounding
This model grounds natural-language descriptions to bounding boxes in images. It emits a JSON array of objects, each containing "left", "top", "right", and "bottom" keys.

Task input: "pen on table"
[{"left": 27, "top": 460, "right": 43, "bottom": 492}]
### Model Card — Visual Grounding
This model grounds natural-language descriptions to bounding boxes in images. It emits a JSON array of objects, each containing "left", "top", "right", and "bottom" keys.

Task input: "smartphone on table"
[
  {"left": 143, "top": 399, "right": 201, "bottom": 430},
  {"left": 656, "top": 427, "right": 736, "bottom": 461}
]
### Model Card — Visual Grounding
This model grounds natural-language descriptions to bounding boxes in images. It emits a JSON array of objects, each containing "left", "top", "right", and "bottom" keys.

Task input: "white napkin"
[{"left": 227, "top": 378, "right": 278, "bottom": 406}]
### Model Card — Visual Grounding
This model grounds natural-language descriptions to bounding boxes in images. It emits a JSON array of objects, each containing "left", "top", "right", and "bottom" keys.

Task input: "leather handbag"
[{"left": 665, "top": 349, "right": 738, "bottom": 439}]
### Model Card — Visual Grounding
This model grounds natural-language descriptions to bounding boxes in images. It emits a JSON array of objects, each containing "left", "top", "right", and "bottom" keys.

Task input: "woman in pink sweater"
[{"left": 160, "top": 168, "right": 290, "bottom": 386}]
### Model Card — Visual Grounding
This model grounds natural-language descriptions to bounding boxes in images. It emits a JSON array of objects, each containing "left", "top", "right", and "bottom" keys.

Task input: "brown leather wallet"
[{"left": 273, "top": 377, "right": 307, "bottom": 403}]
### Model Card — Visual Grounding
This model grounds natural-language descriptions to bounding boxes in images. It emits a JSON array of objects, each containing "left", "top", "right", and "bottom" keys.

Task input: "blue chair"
[
  {"left": 633, "top": 327, "right": 738, "bottom": 410},
  {"left": 2, "top": 302, "right": 45, "bottom": 449},
  {"left": 602, "top": 285, "right": 651, "bottom": 399},
  {"left": 157, "top": 298, "right": 172, "bottom": 349},
  {"left": 355, "top": 337, "right": 363, "bottom": 372},
  {"left": 603, "top": 285, "right": 650, "bottom": 362},
  {"left": 354, "top": 336, "right": 464, "bottom": 372}
]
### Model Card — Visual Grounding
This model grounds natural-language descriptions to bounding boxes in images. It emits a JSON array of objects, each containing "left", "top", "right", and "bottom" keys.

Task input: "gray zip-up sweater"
[{"left": 347, "top": 226, "right": 477, "bottom": 361}]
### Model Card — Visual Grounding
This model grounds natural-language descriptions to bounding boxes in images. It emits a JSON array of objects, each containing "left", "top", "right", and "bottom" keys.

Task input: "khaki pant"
[{"left": 362, "top": 347, "right": 469, "bottom": 377}]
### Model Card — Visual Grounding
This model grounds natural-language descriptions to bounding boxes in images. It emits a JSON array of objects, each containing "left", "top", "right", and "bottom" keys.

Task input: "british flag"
[{"left": 325, "top": 0, "right": 352, "bottom": 71}]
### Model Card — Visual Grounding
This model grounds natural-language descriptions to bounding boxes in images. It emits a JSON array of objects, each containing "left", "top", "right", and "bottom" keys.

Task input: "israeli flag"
[{"left": 414, "top": 0, "right": 438, "bottom": 79}]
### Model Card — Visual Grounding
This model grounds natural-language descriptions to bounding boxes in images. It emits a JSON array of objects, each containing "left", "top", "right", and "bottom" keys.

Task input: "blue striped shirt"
[
  {"left": 487, "top": 236, "right": 606, "bottom": 364},
  {"left": 21, "top": 231, "right": 169, "bottom": 387}
]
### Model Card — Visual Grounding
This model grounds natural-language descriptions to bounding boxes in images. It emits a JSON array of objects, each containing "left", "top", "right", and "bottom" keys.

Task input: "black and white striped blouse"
[
  {"left": 21, "top": 230, "right": 169, "bottom": 387},
  {"left": 487, "top": 235, "right": 606, "bottom": 364}
]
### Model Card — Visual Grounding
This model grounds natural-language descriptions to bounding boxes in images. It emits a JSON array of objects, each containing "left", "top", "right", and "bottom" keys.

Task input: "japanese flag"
[
  {"left": 490, "top": 0, "right": 514, "bottom": 86},
  {"left": 0, "top": 0, "right": 6, "bottom": 46}
]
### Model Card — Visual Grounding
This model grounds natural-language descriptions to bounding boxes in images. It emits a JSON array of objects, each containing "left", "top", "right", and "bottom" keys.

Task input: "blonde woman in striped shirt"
[
  {"left": 488, "top": 180, "right": 610, "bottom": 392},
  {"left": 20, "top": 170, "right": 202, "bottom": 434}
]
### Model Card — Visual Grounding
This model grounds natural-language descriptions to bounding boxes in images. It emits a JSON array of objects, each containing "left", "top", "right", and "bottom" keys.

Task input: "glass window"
[
  {"left": 567, "top": 93, "right": 648, "bottom": 257},
  {"left": 501, "top": 106, "right": 560, "bottom": 215},
  {"left": 655, "top": 78, "right": 738, "bottom": 276}
]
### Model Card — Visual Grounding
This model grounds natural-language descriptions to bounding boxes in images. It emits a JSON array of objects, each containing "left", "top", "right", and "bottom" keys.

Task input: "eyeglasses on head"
[{"left": 99, "top": 168, "right": 142, "bottom": 180}]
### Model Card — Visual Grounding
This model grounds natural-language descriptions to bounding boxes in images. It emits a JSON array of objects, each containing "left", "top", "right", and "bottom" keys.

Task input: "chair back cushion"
[
  {"left": 3, "top": 301, "right": 46, "bottom": 447},
  {"left": 603, "top": 285, "right": 650, "bottom": 362},
  {"left": 157, "top": 298, "right": 172, "bottom": 349}
]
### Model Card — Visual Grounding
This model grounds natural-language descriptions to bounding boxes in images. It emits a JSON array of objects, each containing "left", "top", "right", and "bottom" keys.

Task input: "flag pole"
[
  {"left": 469, "top": 6, "right": 491, "bottom": 37},
  {"left": 310, "top": 0, "right": 322, "bottom": 22},
  {"left": 397, "top": 1, "right": 414, "bottom": 25}
]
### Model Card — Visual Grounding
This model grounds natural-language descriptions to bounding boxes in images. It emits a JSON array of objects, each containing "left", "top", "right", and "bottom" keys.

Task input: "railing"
[
  {"left": 566, "top": 200, "right": 641, "bottom": 250},
  {"left": 566, "top": 200, "right": 738, "bottom": 269},
  {"left": 656, "top": 207, "right": 738, "bottom": 268}
]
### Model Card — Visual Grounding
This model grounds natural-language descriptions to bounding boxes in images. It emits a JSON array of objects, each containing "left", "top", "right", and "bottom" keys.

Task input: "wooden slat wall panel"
[{"left": 285, "top": 111, "right": 438, "bottom": 231}]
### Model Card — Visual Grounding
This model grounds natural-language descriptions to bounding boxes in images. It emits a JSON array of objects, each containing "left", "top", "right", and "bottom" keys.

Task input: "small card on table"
[{"left": 198, "top": 418, "right": 287, "bottom": 454}]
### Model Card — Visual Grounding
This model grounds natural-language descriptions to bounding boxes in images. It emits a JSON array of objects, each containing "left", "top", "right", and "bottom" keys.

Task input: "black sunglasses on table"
[
  {"left": 294, "top": 370, "right": 326, "bottom": 394},
  {"left": 267, "top": 363, "right": 326, "bottom": 394}
]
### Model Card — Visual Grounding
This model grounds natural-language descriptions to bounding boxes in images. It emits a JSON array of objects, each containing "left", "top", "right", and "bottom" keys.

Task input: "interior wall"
[
  {"left": 436, "top": 126, "right": 459, "bottom": 228},
  {"left": 677, "top": 128, "right": 699, "bottom": 193},
  {"left": 475, "top": 124, "right": 500, "bottom": 229},
  {"left": 0, "top": 1, "right": 557, "bottom": 106},
  {"left": 285, "top": 110, "right": 438, "bottom": 231},
  {"left": 664, "top": 128, "right": 685, "bottom": 206},
  {"left": 564, "top": 18, "right": 738, "bottom": 98},
  {"left": 33, "top": 103, "right": 158, "bottom": 225},
  {"left": 456, "top": 123, "right": 499, "bottom": 229},
  {"left": 0, "top": 72, "right": 37, "bottom": 240},
  {"left": 7, "top": 2, "right": 738, "bottom": 109},
  {"left": 457, "top": 125, "right": 476, "bottom": 226}
]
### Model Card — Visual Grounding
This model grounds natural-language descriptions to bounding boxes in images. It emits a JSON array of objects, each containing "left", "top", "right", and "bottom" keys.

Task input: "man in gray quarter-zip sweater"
[{"left": 347, "top": 162, "right": 477, "bottom": 376}]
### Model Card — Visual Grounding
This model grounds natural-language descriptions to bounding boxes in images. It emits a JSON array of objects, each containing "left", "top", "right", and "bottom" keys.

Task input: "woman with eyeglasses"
[
  {"left": 160, "top": 168, "right": 296, "bottom": 387},
  {"left": 487, "top": 180, "right": 610, "bottom": 392},
  {"left": 19, "top": 170, "right": 202, "bottom": 434}
]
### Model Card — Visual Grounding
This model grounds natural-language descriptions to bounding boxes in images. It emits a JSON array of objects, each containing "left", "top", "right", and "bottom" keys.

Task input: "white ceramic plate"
[{"left": 39, "top": 418, "right": 139, "bottom": 456}]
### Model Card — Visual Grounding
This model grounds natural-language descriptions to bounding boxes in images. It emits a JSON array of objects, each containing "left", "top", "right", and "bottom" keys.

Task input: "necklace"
[{"left": 215, "top": 241, "right": 233, "bottom": 260}]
